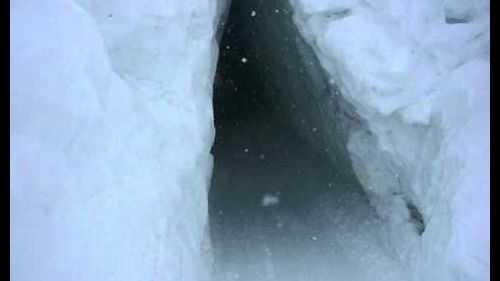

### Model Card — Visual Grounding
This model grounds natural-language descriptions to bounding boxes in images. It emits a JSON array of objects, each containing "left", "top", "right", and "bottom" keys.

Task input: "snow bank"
[
  {"left": 10, "top": 0, "right": 220, "bottom": 280},
  {"left": 288, "top": 0, "right": 489, "bottom": 280}
]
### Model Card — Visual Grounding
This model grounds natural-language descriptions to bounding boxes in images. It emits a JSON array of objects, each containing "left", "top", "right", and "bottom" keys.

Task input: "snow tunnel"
[{"left": 208, "top": 0, "right": 416, "bottom": 280}]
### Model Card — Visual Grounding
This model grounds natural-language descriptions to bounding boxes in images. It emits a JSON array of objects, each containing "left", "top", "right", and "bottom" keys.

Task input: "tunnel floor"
[
  {"left": 208, "top": 98, "right": 407, "bottom": 281},
  {"left": 208, "top": 1, "right": 408, "bottom": 281}
]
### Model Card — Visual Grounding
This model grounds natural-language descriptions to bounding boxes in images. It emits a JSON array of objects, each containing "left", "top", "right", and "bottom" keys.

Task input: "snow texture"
[
  {"left": 288, "top": 0, "right": 490, "bottom": 280},
  {"left": 10, "top": 0, "right": 490, "bottom": 280},
  {"left": 10, "top": 0, "right": 220, "bottom": 280}
]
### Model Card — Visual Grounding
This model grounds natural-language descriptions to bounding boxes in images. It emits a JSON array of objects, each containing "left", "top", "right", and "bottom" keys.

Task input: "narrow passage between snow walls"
[
  {"left": 9, "top": 1, "right": 488, "bottom": 281},
  {"left": 209, "top": 0, "right": 414, "bottom": 280}
]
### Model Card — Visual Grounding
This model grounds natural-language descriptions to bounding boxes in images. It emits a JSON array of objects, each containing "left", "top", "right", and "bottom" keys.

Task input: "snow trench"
[
  {"left": 10, "top": 0, "right": 489, "bottom": 281},
  {"left": 209, "top": 0, "right": 489, "bottom": 281},
  {"left": 209, "top": 0, "right": 412, "bottom": 280}
]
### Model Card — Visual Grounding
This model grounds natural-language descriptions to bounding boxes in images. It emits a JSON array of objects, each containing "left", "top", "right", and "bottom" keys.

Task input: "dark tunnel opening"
[{"left": 208, "top": 0, "right": 409, "bottom": 280}]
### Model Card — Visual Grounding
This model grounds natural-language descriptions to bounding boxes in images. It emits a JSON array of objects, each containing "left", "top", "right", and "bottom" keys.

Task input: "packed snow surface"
[
  {"left": 11, "top": 0, "right": 219, "bottom": 280},
  {"left": 288, "top": 0, "right": 490, "bottom": 280},
  {"left": 209, "top": 95, "right": 407, "bottom": 281}
]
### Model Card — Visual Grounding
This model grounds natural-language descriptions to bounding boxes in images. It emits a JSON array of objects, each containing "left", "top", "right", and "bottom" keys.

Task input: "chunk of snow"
[{"left": 261, "top": 194, "right": 279, "bottom": 207}]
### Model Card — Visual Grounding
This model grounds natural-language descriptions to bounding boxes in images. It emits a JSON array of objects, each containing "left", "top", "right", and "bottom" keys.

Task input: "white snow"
[
  {"left": 10, "top": 0, "right": 220, "bottom": 280},
  {"left": 10, "top": 0, "right": 490, "bottom": 280},
  {"left": 288, "top": 0, "right": 490, "bottom": 280}
]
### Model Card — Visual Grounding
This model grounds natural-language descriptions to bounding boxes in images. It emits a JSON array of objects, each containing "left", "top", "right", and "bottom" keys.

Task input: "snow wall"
[
  {"left": 285, "top": 0, "right": 490, "bottom": 280},
  {"left": 11, "top": 0, "right": 221, "bottom": 280},
  {"left": 10, "top": 0, "right": 489, "bottom": 281}
]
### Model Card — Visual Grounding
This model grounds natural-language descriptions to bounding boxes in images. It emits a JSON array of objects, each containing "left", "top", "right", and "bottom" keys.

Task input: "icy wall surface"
[
  {"left": 10, "top": 0, "right": 219, "bottom": 280},
  {"left": 287, "top": 0, "right": 490, "bottom": 280}
]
